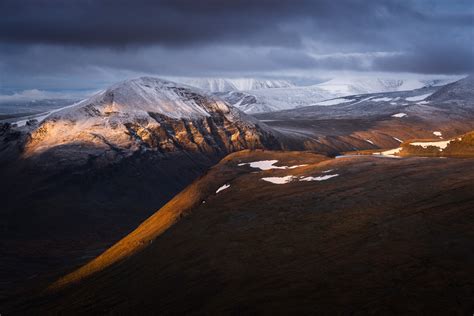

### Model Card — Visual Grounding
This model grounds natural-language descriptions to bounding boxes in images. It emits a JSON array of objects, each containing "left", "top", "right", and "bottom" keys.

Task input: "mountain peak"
[
  {"left": 73, "top": 76, "right": 231, "bottom": 120},
  {"left": 19, "top": 76, "right": 280, "bottom": 166}
]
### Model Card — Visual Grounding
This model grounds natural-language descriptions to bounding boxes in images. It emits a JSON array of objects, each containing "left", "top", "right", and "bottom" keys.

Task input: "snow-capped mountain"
[
  {"left": 427, "top": 75, "right": 474, "bottom": 102},
  {"left": 216, "top": 86, "right": 337, "bottom": 114},
  {"left": 171, "top": 78, "right": 294, "bottom": 92},
  {"left": 17, "top": 77, "right": 280, "bottom": 166},
  {"left": 315, "top": 77, "right": 459, "bottom": 96},
  {"left": 210, "top": 76, "right": 460, "bottom": 114}
]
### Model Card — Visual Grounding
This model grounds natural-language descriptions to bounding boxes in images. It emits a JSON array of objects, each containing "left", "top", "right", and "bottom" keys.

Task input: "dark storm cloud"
[
  {"left": 0, "top": 0, "right": 472, "bottom": 90},
  {"left": 1, "top": 0, "right": 466, "bottom": 49},
  {"left": 0, "top": 0, "right": 314, "bottom": 47}
]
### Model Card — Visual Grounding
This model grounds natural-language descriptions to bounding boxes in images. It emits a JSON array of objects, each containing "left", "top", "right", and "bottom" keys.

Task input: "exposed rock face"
[{"left": 20, "top": 77, "right": 281, "bottom": 167}]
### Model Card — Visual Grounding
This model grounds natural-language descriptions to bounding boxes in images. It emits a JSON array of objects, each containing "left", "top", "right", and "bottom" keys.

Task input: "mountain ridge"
[{"left": 13, "top": 77, "right": 282, "bottom": 167}]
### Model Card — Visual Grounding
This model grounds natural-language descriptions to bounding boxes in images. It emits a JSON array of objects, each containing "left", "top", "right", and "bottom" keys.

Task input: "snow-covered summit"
[
  {"left": 20, "top": 77, "right": 280, "bottom": 162},
  {"left": 49, "top": 77, "right": 231, "bottom": 121}
]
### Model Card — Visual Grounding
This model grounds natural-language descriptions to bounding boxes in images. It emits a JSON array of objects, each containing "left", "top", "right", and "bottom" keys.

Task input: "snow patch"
[
  {"left": 433, "top": 131, "right": 442, "bottom": 137},
  {"left": 288, "top": 164, "right": 308, "bottom": 169},
  {"left": 238, "top": 160, "right": 307, "bottom": 170},
  {"left": 374, "top": 147, "right": 402, "bottom": 157},
  {"left": 366, "top": 139, "right": 374, "bottom": 145},
  {"left": 405, "top": 93, "right": 432, "bottom": 101},
  {"left": 393, "top": 137, "right": 403, "bottom": 143},
  {"left": 261, "top": 176, "right": 295, "bottom": 184},
  {"left": 391, "top": 113, "right": 407, "bottom": 118},
  {"left": 409, "top": 140, "right": 451, "bottom": 150},
  {"left": 300, "top": 174, "right": 339, "bottom": 182},
  {"left": 216, "top": 184, "right": 230, "bottom": 194}
]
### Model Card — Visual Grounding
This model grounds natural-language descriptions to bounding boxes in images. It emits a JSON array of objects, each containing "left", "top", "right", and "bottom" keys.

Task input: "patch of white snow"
[
  {"left": 299, "top": 174, "right": 339, "bottom": 182},
  {"left": 216, "top": 184, "right": 230, "bottom": 194},
  {"left": 261, "top": 176, "right": 296, "bottom": 184},
  {"left": 374, "top": 147, "right": 402, "bottom": 157},
  {"left": 409, "top": 140, "right": 451, "bottom": 150},
  {"left": 405, "top": 93, "right": 432, "bottom": 101},
  {"left": 391, "top": 113, "right": 407, "bottom": 118},
  {"left": 238, "top": 160, "right": 285, "bottom": 170},
  {"left": 393, "top": 137, "right": 403, "bottom": 143},
  {"left": 238, "top": 160, "right": 307, "bottom": 170}
]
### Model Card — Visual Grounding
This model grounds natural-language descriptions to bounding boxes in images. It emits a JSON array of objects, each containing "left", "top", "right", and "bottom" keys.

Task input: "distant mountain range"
[
  {"left": 314, "top": 77, "right": 456, "bottom": 95},
  {"left": 173, "top": 76, "right": 461, "bottom": 113},
  {"left": 170, "top": 77, "right": 294, "bottom": 92}
]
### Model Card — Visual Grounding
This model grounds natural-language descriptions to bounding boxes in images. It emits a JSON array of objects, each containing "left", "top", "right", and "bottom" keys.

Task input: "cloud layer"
[{"left": 0, "top": 0, "right": 472, "bottom": 90}]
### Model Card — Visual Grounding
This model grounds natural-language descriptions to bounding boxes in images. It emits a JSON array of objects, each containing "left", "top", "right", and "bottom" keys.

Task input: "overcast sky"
[{"left": 0, "top": 0, "right": 472, "bottom": 92}]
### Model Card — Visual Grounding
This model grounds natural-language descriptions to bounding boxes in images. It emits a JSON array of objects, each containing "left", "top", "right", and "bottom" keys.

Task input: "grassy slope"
[
  {"left": 49, "top": 150, "right": 327, "bottom": 290},
  {"left": 17, "top": 150, "right": 474, "bottom": 315}
]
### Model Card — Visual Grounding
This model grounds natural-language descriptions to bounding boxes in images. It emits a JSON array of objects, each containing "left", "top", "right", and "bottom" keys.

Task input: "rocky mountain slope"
[
  {"left": 427, "top": 74, "right": 474, "bottom": 102},
  {"left": 16, "top": 150, "right": 474, "bottom": 314},
  {"left": 12, "top": 77, "right": 281, "bottom": 168}
]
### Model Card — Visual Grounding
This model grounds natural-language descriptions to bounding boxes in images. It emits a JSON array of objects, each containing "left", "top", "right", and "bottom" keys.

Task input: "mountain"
[
  {"left": 255, "top": 76, "right": 474, "bottom": 154},
  {"left": 214, "top": 76, "right": 461, "bottom": 114},
  {"left": 3, "top": 76, "right": 474, "bottom": 314},
  {"left": 315, "top": 77, "right": 460, "bottom": 95},
  {"left": 427, "top": 75, "right": 474, "bottom": 102},
  {"left": 20, "top": 150, "right": 474, "bottom": 314},
  {"left": 216, "top": 86, "right": 337, "bottom": 113},
  {"left": 15, "top": 77, "right": 281, "bottom": 167},
  {"left": 171, "top": 77, "right": 294, "bottom": 92},
  {"left": 0, "top": 77, "right": 285, "bottom": 300}
]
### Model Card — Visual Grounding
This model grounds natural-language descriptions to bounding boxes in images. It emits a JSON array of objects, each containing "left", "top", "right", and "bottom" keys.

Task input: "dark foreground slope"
[
  {"left": 0, "top": 77, "right": 283, "bottom": 301},
  {"left": 17, "top": 150, "right": 474, "bottom": 315}
]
